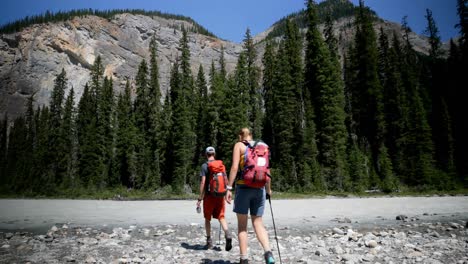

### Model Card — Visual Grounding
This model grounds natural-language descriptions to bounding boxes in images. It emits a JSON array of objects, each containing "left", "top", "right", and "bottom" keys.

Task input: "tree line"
[
  {"left": 0, "top": 8, "right": 217, "bottom": 38},
  {"left": 1, "top": 0, "right": 467, "bottom": 196}
]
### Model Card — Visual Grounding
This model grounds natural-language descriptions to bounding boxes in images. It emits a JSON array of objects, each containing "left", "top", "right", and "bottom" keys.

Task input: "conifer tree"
[
  {"left": 0, "top": 115, "right": 7, "bottom": 186},
  {"left": 243, "top": 28, "right": 263, "bottom": 137},
  {"left": 424, "top": 9, "right": 442, "bottom": 59},
  {"left": 147, "top": 35, "right": 162, "bottom": 190},
  {"left": 49, "top": 69, "right": 68, "bottom": 187},
  {"left": 207, "top": 53, "right": 228, "bottom": 160},
  {"left": 347, "top": 0, "right": 392, "bottom": 188},
  {"left": 170, "top": 28, "right": 196, "bottom": 193},
  {"left": 194, "top": 65, "right": 209, "bottom": 170},
  {"left": 59, "top": 88, "right": 78, "bottom": 189},
  {"left": 6, "top": 116, "right": 27, "bottom": 192},
  {"left": 115, "top": 80, "right": 138, "bottom": 188},
  {"left": 134, "top": 59, "right": 152, "bottom": 189},
  {"left": 268, "top": 21, "right": 303, "bottom": 191},
  {"left": 77, "top": 81, "right": 99, "bottom": 187},
  {"left": 35, "top": 106, "right": 54, "bottom": 194},
  {"left": 377, "top": 30, "right": 404, "bottom": 190},
  {"left": 262, "top": 41, "right": 276, "bottom": 153},
  {"left": 98, "top": 77, "right": 115, "bottom": 188},
  {"left": 160, "top": 77, "right": 174, "bottom": 186},
  {"left": 305, "top": 0, "right": 348, "bottom": 191},
  {"left": 454, "top": 0, "right": 468, "bottom": 182},
  {"left": 397, "top": 18, "right": 436, "bottom": 187}
]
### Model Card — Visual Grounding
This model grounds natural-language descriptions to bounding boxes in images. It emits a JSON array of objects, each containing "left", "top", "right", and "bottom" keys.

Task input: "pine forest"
[{"left": 1, "top": 0, "right": 467, "bottom": 197}]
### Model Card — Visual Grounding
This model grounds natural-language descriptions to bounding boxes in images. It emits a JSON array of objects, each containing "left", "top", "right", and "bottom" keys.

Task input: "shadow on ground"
[
  {"left": 180, "top": 242, "right": 223, "bottom": 251},
  {"left": 200, "top": 259, "right": 235, "bottom": 264}
]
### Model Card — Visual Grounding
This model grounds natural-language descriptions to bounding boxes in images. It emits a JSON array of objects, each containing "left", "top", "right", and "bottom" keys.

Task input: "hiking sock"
[
  {"left": 205, "top": 236, "right": 213, "bottom": 249},
  {"left": 264, "top": 251, "right": 275, "bottom": 264}
]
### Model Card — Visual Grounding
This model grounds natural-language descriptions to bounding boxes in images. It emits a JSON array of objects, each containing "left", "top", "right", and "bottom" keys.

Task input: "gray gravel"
[{"left": 0, "top": 196, "right": 467, "bottom": 263}]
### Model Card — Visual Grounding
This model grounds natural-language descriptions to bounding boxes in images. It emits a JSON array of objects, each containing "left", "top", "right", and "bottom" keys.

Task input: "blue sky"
[{"left": 0, "top": 0, "right": 459, "bottom": 43}]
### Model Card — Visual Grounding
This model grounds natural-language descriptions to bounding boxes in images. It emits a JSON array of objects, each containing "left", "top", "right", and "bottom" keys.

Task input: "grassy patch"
[{"left": 0, "top": 186, "right": 467, "bottom": 200}]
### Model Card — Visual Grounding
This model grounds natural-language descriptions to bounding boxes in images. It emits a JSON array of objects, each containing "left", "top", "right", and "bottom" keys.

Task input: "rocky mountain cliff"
[
  {"left": 0, "top": 5, "right": 443, "bottom": 119},
  {"left": 0, "top": 13, "right": 242, "bottom": 117}
]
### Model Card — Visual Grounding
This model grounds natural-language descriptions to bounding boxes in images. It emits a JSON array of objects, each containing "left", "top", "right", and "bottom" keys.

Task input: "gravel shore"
[{"left": 1, "top": 196, "right": 467, "bottom": 263}]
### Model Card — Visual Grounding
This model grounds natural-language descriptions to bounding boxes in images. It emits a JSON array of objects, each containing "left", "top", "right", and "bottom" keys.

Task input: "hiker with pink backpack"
[{"left": 226, "top": 127, "right": 276, "bottom": 264}]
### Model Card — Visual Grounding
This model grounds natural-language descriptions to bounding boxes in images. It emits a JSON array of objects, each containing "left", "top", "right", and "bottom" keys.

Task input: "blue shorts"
[{"left": 233, "top": 186, "right": 266, "bottom": 216}]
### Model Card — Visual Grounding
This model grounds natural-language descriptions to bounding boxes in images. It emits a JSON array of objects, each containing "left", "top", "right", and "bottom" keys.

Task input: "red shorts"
[{"left": 203, "top": 195, "right": 225, "bottom": 221}]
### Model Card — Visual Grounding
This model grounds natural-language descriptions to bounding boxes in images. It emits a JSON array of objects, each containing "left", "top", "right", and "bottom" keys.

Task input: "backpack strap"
[{"left": 204, "top": 161, "right": 212, "bottom": 193}]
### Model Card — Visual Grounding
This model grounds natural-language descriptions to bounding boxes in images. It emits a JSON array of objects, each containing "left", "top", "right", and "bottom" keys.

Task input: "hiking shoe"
[
  {"left": 204, "top": 237, "right": 213, "bottom": 250},
  {"left": 239, "top": 259, "right": 249, "bottom": 264},
  {"left": 264, "top": 251, "right": 275, "bottom": 264},
  {"left": 225, "top": 236, "right": 232, "bottom": 251}
]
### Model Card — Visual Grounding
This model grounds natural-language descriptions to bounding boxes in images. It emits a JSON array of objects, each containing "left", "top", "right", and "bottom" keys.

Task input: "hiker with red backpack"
[
  {"left": 226, "top": 128, "right": 276, "bottom": 264},
  {"left": 197, "top": 146, "right": 233, "bottom": 251}
]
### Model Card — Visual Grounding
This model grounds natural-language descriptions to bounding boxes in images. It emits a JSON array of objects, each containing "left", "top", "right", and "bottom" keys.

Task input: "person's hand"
[
  {"left": 225, "top": 190, "right": 232, "bottom": 204},
  {"left": 266, "top": 190, "right": 272, "bottom": 200},
  {"left": 197, "top": 199, "right": 202, "bottom": 207}
]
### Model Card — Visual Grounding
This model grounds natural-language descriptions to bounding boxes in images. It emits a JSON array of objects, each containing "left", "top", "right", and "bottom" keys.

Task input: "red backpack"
[
  {"left": 242, "top": 141, "right": 271, "bottom": 188},
  {"left": 206, "top": 160, "right": 228, "bottom": 197}
]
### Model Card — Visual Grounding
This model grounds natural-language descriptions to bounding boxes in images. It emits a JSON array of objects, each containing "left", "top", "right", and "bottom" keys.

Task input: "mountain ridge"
[{"left": 0, "top": 1, "right": 446, "bottom": 119}]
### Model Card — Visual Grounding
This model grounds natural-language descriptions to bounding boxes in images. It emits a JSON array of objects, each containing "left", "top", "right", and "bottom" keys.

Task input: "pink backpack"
[{"left": 242, "top": 141, "right": 271, "bottom": 188}]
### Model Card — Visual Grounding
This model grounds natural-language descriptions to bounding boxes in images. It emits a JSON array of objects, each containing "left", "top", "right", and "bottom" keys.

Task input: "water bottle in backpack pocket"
[{"left": 242, "top": 140, "right": 271, "bottom": 188}]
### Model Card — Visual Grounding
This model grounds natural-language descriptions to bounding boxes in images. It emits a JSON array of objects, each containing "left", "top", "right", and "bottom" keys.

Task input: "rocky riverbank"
[{"left": 1, "top": 217, "right": 467, "bottom": 264}]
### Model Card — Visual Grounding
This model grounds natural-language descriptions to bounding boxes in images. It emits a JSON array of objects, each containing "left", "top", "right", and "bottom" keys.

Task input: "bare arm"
[
  {"left": 199, "top": 176, "right": 206, "bottom": 200},
  {"left": 197, "top": 175, "right": 206, "bottom": 208},
  {"left": 266, "top": 181, "right": 272, "bottom": 196},
  {"left": 228, "top": 142, "right": 241, "bottom": 187},
  {"left": 226, "top": 142, "right": 241, "bottom": 204}
]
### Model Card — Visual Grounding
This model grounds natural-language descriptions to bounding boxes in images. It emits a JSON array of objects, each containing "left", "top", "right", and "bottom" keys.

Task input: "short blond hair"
[{"left": 238, "top": 127, "right": 252, "bottom": 142}]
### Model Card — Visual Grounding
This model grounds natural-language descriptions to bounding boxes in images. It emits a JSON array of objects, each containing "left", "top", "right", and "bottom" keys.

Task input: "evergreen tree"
[
  {"left": 207, "top": 53, "right": 228, "bottom": 160},
  {"left": 453, "top": 0, "right": 468, "bottom": 182},
  {"left": 59, "top": 88, "right": 78, "bottom": 189},
  {"left": 262, "top": 41, "right": 276, "bottom": 154},
  {"left": 0, "top": 115, "right": 7, "bottom": 186},
  {"left": 377, "top": 30, "right": 403, "bottom": 189},
  {"left": 423, "top": 9, "right": 456, "bottom": 187},
  {"left": 35, "top": 106, "right": 54, "bottom": 194},
  {"left": 115, "top": 80, "right": 138, "bottom": 188},
  {"left": 424, "top": 9, "right": 442, "bottom": 59},
  {"left": 347, "top": 0, "right": 392, "bottom": 188},
  {"left": 267, "top": 19, "right": 305, "bottom": 191},
  {"left": 397, "top": 18, "right": 436, "bottom": 187},
  {"left": 6, "top": 116, "right": 27, "bottom": 193},
  {"left": 324, "top": 14, "right": 338, "bottom": 56},
  {"left": 243, "top": 28, "right": 263, "bottom": 138},
  {"left": 49, "top": 69, "right": 69, "bottom": 187},
  {"left": 194, "top": 65, "right": 209, "bottom": 171},
  {"left": 170, "top": 28, "right": 196, "bottom": 193},
  {"left": 147, "top": 35, "right": 162, "bottom": 190},
  {"left": 77, "top": 82, "right": 100, "bottom": 187},
  {"left": 160, "top": 75, "right": 174, "bottom": 187},
  {"left": 23, "top": 95, "right": 37, "bottom": 193},
  {"left": 98, "top": 77, "right": 115, "bottom": 188},
  {"left": 305, "top": 0, "right": 349, "bottom": 191},
  {"left": 134, "top": 59, "right": 152, "bottom": 189}
]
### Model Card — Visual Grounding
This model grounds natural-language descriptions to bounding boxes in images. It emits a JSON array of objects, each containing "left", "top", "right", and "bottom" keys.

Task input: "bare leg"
[
  {"left": 251, "top": 215, "right": 271, "bottom": 251},
  {"left": 237, "top": 213, "right": 249, "bottom": 256},
  {"left": 219, "top": 217, "right": 230, "bottom": 237},
  {"left": 205, "top": 219, "right": 211, "bottom": 238}
]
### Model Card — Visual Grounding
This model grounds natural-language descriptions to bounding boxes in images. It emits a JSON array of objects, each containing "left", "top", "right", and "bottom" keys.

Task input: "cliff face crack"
[{"left": 48, "top": 42, "right": 93, "bottom": 69}]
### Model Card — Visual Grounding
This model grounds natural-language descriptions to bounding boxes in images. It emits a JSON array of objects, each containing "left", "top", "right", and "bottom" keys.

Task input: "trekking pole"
[
  {"left": 268, "top": 195, "right": 283, "bottom": 264},
  {"left": 218, "top": 222, "right": 221, "bottom": 247}
]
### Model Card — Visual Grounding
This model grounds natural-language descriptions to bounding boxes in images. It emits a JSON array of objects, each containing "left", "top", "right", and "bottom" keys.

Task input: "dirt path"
[{"left": 1, "top": 196, "right": 467, "bottom": 233}]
